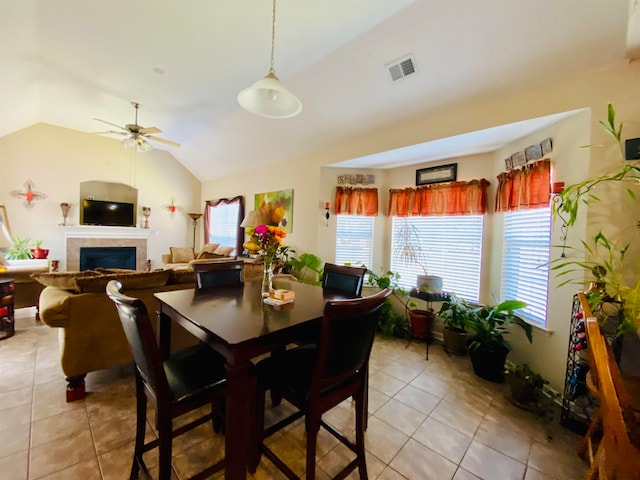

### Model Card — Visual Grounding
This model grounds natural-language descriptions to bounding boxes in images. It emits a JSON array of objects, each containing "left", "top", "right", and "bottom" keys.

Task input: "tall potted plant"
[
  {"left": 465, "top": 299, "right": 532, "bottom": 382},
  {"left": 393, "top": 219, "right": 442, "bottom": 294}
]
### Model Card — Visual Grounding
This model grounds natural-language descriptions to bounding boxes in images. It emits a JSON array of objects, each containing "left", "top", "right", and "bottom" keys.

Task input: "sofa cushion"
[
  {"left": 196, "top": 243, "right": 220, "bottom": 259},
  {"left": 170, "top": 247, "right": 195, "bottom": 263},
  {"left": 0, "top": 255, "right": 7, "bottom": 266},
  {"left": 31, "top": 270, "right": 103, "bottom": 292},
  {"left": 75, "top": 270, "right": 170, "bottom": 293},
  {"left": 213, "top": 246, "right": 235, "bottom": 256},
  {"left": 196, "top": 252, "right": 228, "bottom": 260}
]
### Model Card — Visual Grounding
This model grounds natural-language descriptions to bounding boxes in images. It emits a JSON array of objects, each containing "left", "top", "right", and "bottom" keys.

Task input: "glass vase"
[{"left": 261, "top": 260, "right": 273, "bottom": 298}]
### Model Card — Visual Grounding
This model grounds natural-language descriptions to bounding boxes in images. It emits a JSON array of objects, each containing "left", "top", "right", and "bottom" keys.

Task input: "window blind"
[
  {"left": 335, "top": 215, "right": 374, "bottom": 267},
  {"left": 390, "top": 216, "right": 483, "bottom": 302},
  {"left": 206, "top": 202, "right": 240, "bottom": 248},
  {"left": 501, "top": 207, "right": 551, "bottom": 327}
]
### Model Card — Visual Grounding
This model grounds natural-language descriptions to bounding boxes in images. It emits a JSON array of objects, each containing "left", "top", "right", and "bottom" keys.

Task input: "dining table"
[{"left": 154, "top": 280, "right": 353, "bottom": 480}]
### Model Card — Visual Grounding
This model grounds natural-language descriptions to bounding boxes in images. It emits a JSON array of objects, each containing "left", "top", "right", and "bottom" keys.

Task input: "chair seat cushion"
[{"left": 163, "top": 345, "right": 226, "bottom": 404}]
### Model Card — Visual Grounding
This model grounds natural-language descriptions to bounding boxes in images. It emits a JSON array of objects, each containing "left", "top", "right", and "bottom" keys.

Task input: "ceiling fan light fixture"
[{"left": 238, "top": 0, "right": 301, "bottom": 119}]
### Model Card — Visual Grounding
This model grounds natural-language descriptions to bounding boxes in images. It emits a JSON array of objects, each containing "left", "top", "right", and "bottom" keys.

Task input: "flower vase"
[{"left": 262, "top": 260, "right": 273, "bottom": 298}]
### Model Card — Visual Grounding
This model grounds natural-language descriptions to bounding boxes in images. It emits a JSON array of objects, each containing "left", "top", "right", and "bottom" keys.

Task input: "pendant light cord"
[{"left": 269, "top": 0, "right": 276, "bottom": 75}]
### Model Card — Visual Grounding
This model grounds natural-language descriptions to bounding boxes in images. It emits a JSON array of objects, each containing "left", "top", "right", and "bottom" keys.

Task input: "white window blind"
[
  {"left": 206, "top": 202, "right": 240, "bottom": 248},
  {"left": 335, "top": 215, "right": 374, "bottom": 267},
  {"left": 390, "top": 216, "right": 484, "bottom": 302},
  {"left": 501, "top": 207, "right": 551, "bottom": 327}
]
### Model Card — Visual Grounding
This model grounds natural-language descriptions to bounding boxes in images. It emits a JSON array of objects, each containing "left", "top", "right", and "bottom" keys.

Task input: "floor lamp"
[{"left": 188, "top": 213, "right": 203, "bottom": 250}]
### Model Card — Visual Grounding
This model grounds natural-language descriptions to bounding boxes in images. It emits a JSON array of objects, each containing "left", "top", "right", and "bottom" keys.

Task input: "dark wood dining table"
[{"left": 155, "top": 280, "right": 352, "bottom": 480}]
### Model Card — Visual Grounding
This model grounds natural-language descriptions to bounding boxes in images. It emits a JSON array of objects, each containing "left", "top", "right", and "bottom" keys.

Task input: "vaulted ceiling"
[{"left": 0, "top": 0, "right": 633, "bottom": 181}]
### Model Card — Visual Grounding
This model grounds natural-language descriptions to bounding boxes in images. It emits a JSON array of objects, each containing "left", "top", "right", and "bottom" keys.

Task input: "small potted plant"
[
  {"left": 438, "top": 293, "right": 471, "bottom": 355},
  {"left": 363, "top": 267, "right": 411, "bottom": 339},
  {"left": 5, "top": 235, "right": 33, "bottom": 260},
  {"left": 505, "top": 362, "right": 547, "bottom": 405},
  {"left": 465, "top": 299, "right": 532, "bottom": 382},
  {"left": 30, "top": 239, "right": 49, "bottom": 259}
]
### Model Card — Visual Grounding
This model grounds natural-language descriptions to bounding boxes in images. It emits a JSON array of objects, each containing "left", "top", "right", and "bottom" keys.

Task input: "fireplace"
[
  {"left": 80, "top": 247, "right": 136, "bottom": 270},
  {"left": 64, "top": 226, "right": 151, "bottom": 271}
]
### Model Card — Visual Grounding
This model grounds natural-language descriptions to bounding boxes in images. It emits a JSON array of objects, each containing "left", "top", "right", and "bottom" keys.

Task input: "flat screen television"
[{"left": 82, "top": 199, "right": 135, "bottom": 227}]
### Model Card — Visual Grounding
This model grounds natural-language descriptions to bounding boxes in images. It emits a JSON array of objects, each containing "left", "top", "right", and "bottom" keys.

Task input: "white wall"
[{"left": 0, "top": 123, "right": 202, "bottom": 269}]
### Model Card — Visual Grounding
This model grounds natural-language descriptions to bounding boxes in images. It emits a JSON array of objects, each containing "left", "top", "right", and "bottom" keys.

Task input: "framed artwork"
[
  {"left": 504, "top": 157, "right": 514, "bottom": 170},
  {"left": 540, "top": 137, "right": 553, "bottom": 154},
  {"left": 0, "top": 205, "right": 11, "bottom": 243},
  {"left": 416, "top": 163, "right": 457, "bottom": 186},
  {"left": 525, "top": 144, "right": 543, "bottom": 162},
  {"left": 511, "top": 151, "right": 526, "bottom": 167},
  {"left": 255, "top": 189, "right": 294, "bottom": 233}
]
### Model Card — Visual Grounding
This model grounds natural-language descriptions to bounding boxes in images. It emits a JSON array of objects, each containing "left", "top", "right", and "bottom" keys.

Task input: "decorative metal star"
[
  {"left": 10, "top": 179, "right": 48, "bottom": 209},
  {"left": 162, "top": 197, "right": 183, "bottom": 219}
]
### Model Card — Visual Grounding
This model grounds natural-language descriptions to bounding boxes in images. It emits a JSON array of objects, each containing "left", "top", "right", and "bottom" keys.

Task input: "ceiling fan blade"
[
  {"left": 139, "top": 126, "right": 161, "bottom": 135},
  {"left": 93, "top": 130, "right": 128, "bottom": 136},
  {"left": 146, "top": 135, "right": 180, "bottom": 148},
  {"left": 93, "top": 118, "right": 128, "bottom": 131}
]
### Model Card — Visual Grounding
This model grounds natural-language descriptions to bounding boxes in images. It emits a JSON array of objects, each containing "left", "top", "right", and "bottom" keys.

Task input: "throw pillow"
[
  {"left": 31, "top": 270, "right": 103, "bottom": 292},
  {"left": 196, "top": 252, "right": 227, "bottom": 260},
  {"left": 0, "top": 255, "right": 7, "bottom": 266},
  {"left": 196, "top": 243, "right": 220, "bottom": 259},
  {"left": 170, "top": 247, "right": 195, "bottom": 264},
  {"left": 76, "top": 270, "right": 170, "bottom": 293},
  {"left": 213, "top": 246, "right": 235, "bottom": 256}
]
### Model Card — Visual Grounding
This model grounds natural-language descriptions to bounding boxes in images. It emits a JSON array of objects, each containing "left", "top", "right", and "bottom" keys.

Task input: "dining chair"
[
  {"left": 250, "top": 287, "right": 392, "bottom": 480},
  {"left": 321, "top": 262, "right": 367, "bottom": 296},
  {"left": 192, "top": 259, "right": 244, "bottom": 290},
  {"left": 106, "top": 280, "right": 227, "bottom": 480}
]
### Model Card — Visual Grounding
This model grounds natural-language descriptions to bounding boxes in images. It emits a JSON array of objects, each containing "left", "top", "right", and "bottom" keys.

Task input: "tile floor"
[{"left": 0, "top": 309, "right": 588, "bottom": 480}]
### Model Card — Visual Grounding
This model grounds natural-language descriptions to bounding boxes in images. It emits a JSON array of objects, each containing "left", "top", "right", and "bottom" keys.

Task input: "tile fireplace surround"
[{"left": 63, "top": 226, "right": 151, "bottom": 271}]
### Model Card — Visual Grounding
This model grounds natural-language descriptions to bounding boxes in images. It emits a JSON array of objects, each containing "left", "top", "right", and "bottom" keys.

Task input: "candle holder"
[
  {"left": 142, "top": 207, "right": 151, "bottom": 229},
  {"left": 59, "top": 202, "right": 71, "bottom": 226}
]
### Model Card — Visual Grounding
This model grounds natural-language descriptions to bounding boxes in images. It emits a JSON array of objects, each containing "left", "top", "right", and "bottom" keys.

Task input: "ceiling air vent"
[{"left": 386, "top": 54, "right": 417, "bottom": 82}]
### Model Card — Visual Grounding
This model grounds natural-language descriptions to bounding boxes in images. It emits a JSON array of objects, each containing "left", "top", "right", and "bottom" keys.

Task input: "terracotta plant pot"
[
  {"left": 408, "top": 309, "right": 434, "bottom": 341},
  {"left": 30, "top": 248, "right": 49, "bottom": 259}
]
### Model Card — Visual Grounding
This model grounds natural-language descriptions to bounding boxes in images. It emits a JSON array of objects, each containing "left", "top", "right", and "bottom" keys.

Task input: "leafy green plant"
[
  {"left": 505, "top": 362, "right": 547, "bottom": 391},
  {"left": 438, "top": 293, "right": 473, "bottom": 332},
  {"left": 286, "top": 252, "right": 323, "bottom": 285},
  {"left": 362, "top": 267, "right": 411, "bottom": 339},
  {"left": 465, "top": 300, "right": 532, "bottom": 353},
  {"left": 5, "top": 235, "right": 33, "bottom": 260}
]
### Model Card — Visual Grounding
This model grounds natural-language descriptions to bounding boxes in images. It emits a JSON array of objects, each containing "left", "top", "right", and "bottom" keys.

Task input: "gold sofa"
[{"left": 37, "top": 269, "right": 197, "bottom": 401}]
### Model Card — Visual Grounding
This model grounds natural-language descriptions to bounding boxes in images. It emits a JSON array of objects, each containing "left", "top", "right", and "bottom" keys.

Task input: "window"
[
  {"left": 335, "top": 215, "right": 374, "bottom": 267},
  {"left": 390, "top": 216, "right": 484, "bottom": 302},
  {"left": 501, "top": 206, "right": 551, "bottom": 327},
  {"left": 205, "top": 196, "right": 244, "bottom": 255}
]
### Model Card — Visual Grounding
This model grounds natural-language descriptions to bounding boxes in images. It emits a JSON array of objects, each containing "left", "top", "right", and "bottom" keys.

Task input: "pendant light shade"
[
  {"left": 238, "top": 0, "right": 302, "bottom": 119},
  {"left": 238, "top": 72, "right": 302, "bottom": 119}
]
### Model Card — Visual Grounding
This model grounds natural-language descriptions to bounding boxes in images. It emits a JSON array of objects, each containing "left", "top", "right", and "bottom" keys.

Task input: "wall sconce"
[
  {"left": 551, "top": 182, "right": 568, "bottom": 257},
  {"left": 324, "top": 201, "right": 331, "bottom": 226}
]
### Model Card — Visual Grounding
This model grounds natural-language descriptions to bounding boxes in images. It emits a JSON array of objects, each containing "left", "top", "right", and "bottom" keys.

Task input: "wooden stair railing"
[{"left": 577, "top": 292, "right": 640, "bottom": 479}]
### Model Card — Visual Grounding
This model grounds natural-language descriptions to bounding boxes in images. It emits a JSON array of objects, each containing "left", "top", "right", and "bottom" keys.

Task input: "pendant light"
[{"left": 237, "top": 0, "right": 302, "bottom": 119}]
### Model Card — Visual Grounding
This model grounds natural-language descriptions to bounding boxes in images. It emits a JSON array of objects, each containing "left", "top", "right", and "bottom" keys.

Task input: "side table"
[
  {"left": 408, "top": 288, "right": 450, "bottom": 360},
  {"left": 0, "top": 278, "right": 15, "bottom": 340}
]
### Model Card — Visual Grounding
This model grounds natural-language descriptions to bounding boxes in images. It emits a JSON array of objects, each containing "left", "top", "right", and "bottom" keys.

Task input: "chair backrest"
[
  {"left": 312, "top": 288, "right": 392, "bottom": 393},
  {"left": 321, "top": 263, "right": 367, "bottom": 297},
  {"left": 192, "top": 259, "right": 244, "bottom": 289},
  {"left": 106, "top": 280, "right": 169, "bottom": 398}
]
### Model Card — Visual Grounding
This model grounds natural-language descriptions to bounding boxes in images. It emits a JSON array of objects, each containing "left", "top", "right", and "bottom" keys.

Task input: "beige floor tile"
[
  {"left": 379, "top": 360, "right": 423, "bottom": 384},
  {"left": 524, "top": 467, "right": 558, "bottom": 480},
  {"left": 364, "top": 416, "right": 409, "bottom": 464},
  {"left": 0, "top": 386, "right": 33, "bottom": 410},
  {"left": 0, "top": 402, "right": 32, "bottom": 430},
  {"left": 393, "top": 384, "right": 441, "bottom": 415},
  {"left": 32, "top": 379, "right": 85, "bottom": 422},
  {"left": 452, "top": 468, "right": 481, "bottom": 480},
  {"left": 528, "top": 439, "right": 586, "bottom": 480},
  {"left": 29, "top": 430, "right": 97, "bottom": 479},
  {"left": 369, "top": 370, "right": 408, "bottom": 397},
  {"left": 0, "top": 422, "right": 30, "bottom": 459},
  {"left": 367, "top": 386, "right": 391, "bottom": 415},
  {"left": 412, "top": 417, "right": 472, "bottom": 464},
  {"left": 390, "top": 438, "right": 457, "bottom": 480},
  {"left": 410, "top": 371, "right": 453, "bottom": 398},
  {"left": 37, "top": 457, "right": 102, "bottom": 480},
  {"left": 460, "top": 440, "right": 526, "bottom": 480},
  {"left": 0, "top": 450, "right": 28, "bottom": 480},
  {"left": 31, "top": 407, "right": 89, "bottom": 448},
  {"left": 429, "top": 399, "right": 484, "bottom": 437},
  {"left": 377, "top": 466, "right": 409, "bottom": 479},
  {"left": 474, "top": 418, "right": 532, "bottom": 463},
  {"left": 373, "top": 398, "right": 427, "bottom": 436}
]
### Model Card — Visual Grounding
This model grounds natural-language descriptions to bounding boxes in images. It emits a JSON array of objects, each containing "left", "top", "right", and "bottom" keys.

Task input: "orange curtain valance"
[
  {"left": 387, "top": 179, "right": 490, "bottom": 217},
  {"left": 495, "top": 158, "right": 551, "bottom": 212},
  {"left": 335, "top": 186, "right": 379, "bottom": 216}
]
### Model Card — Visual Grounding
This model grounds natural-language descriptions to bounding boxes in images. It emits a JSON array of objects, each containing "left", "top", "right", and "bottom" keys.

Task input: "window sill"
[{"left": 526, "top": 320, "right": 553, "bottom": 338}]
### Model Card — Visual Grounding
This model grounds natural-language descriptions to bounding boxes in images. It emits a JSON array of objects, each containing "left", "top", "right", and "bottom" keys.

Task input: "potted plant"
[
  {"left": 465, "top": 299, "right": 533, "bottom": 382},
  {"left": 363, "top": 267, "right": 411, "bottom": 339},
  {"left": 30, "top": 239, "right": 49, "bottom": 259},
  {"left": 5, "top": 235, "right": 33, "bottom": 260},
  {"left": 505, "top": 362, "right": 548, "bottom": 405},
  {"left": 393, "top": 219, "right": 442, "bottom": 294},
  {"left": 286, "top": 252, "right": 324, "bottom": 285},
  {"left": 437, "top": 293, "right": 471, "bottom": 355}
]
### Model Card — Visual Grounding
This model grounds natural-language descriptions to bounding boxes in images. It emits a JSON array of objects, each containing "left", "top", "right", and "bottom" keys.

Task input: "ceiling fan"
[{"left": 94, "top": 101, "right": 180, "bottom": 152}]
